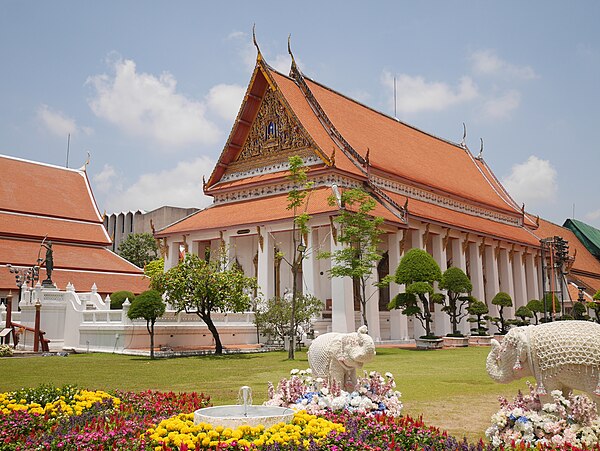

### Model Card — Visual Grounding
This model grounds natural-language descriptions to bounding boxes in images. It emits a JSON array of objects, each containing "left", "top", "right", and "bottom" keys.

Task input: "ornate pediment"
[{"left": 226, "top": 87, "right": 315, "bottom": 175}]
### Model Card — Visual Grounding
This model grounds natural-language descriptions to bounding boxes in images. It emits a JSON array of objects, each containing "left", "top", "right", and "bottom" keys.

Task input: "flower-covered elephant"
[
  {"left": 308, "top": 326, "right": 376, "bottom": 390},
  {"left": 486, "top": 320, "right": 600, "bottom": 402}
]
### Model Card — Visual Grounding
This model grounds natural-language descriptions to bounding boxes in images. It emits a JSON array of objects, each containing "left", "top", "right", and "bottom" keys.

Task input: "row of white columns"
[{"left": 163, "top": 222, "right": 541, "bottom": 341}]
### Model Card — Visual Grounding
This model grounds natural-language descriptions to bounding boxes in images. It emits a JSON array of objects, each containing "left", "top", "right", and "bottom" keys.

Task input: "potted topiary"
[
  {"left": 466, "top": 299, "right": 492, "bottom": 346},
  {"left": 526, "top": 299, "right": 543, "bottom": 325},
  {"left": 438, "top": 267, "right": 473, "bottom": 347},
  {"left": 486, "top": 291, "right": 512, "bottom": 340},
  {"left": 511, "top": 305, "right": 533, "bottom": 326},
  {"left": 387, "top": 248, "right": 443, "bottom": 349}
]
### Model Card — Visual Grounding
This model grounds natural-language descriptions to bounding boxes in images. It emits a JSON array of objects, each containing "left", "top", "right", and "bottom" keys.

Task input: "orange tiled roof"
[
  {"left": 380, "top": 189, "right": 540, "bottom": 246},
  {"left": 0, "top": 212, "right": 110, "bottom": 245},
  {"left": 158, "top": 187, "right": 404, "bottom": 237},
  {"left": 0, "top": 238, "right": 148, "bottom": 294},
  {"left": 571, "top": 274, "right": 600, "bottom": 294},
  {"left": 297, "top": 74, "right": 519, "bottom": 214},
  {"left": 0, "top": 155, "right": 103, "bottom": 222}
]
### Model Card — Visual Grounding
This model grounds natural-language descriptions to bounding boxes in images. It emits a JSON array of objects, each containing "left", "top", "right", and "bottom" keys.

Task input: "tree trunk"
[
  {"left": 148, "top": 320, "right": 155, "bottom": 359},
  {"left": 360, "top": 279, "right": 368, "bottom": 328},
  {"left": 202, "top": 313, "right": 223, "bottom": 354}
]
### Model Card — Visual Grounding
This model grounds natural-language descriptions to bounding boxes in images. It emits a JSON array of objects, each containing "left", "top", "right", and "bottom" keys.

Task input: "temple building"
[
  {"left": 0, "top": 155, "right": 149, "bottom": 314},
  {"left": 157, "top": 45, "right": 599, "bottom": 341}
]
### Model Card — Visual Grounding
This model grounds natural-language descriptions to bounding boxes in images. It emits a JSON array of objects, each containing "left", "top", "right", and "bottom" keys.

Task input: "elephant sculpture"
[
  {"left": 308, "top": 325, "right": 376, "bottom": 390},
  {"left": 486, "top": 320, "right": 600, "bottom": 402}
]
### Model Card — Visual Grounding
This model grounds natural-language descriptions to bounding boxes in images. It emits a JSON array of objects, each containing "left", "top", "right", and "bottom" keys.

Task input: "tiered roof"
[
  {"left": 0, "top": 155, "right": 148, "bottom": 295},
  {"left": 163, "top": 50, "right": 539, "bottom": 247}
]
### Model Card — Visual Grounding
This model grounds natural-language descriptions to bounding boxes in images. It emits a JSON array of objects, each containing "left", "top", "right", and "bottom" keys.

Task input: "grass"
[{"left": 0, "top": 346, "right": 530, "bottom": 441}]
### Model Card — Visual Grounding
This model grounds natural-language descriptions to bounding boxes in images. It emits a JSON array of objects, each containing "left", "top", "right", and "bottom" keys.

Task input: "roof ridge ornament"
[
  {"left": 288, "top": 34, "right": 299, "bottom": 76},
  {"left": 252, "top": 24, "right": 263, "bottom": 62},
  {"left": 460, "top": 123, "right": 467, "bottom": 149},
  {"left": 79, "top": 151, "right": 91, "bottom": 171},
  {"left": 476, "top": 138, "right": 484, "bottom": 160}
]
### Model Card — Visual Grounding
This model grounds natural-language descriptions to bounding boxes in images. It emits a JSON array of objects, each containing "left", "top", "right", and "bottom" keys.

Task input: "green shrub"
[
  {"left": 110, "top": 291, "right": 135, "bottom": 310},
  {"left": 0, "top": 344, "right": 13, "bottom": 357}
]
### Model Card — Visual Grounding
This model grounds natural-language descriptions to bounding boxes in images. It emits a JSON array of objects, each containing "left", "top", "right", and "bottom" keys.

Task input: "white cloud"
[
  {"left": 482, "top": 89, "right": 521, "bottom": 119},
  {"left": 36, "top": 104, "right": 89, "bottom": 137},
  {"left": 206, "top": 84, "right": 245, "bottom": 121},
  {"left": 470, "top": 49, "right": 537, "bottom": 80},
  {"left": 382, "top": 71, "right": 478, "bottom": 114},
  {"left": 92, "top": 164, "right": 120, "bottom": 194},
  {"left": 502, "top": 156, "right": 558, "bottom": 207},
  {"left": 86, "top": 57, "right": 221, "bottom": 150},
  {"left": 270, "top": 54, "right": 291, "bottom": 74},
  {"left": 227, "top": 30, "right": 256, "bottom": 72},
  {"left": 100, "top": 157, "right": 215, "bottom": 212},
  {"left": 585, "top": 209, "right": 600, "bottom": 221}
]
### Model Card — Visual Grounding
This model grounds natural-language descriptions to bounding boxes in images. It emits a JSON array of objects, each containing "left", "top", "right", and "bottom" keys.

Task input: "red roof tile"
[
  {"left": 0, "top": 155, "right": 102, "bottom": 222},
  {"left": 0, "top": 212, "right": 110, "bottom": 245}
]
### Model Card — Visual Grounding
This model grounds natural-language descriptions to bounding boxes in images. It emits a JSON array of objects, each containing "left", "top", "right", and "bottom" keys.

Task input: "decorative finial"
[
  {"left": 403, "top": 198, "right": 409, "bottom": 211},
  {"left": 535, "top": 215, "right": 540, "bottom": 227},
  {"left": 460, "top": 123, "right": 467, "bottom": 148},
  {"left": 365, "top": 148, "right": 370, "bottom": 166},
  {"left": 476, "top": 138, "right": 484, "bottom": 159},
  {"left": 521, "top": 203, "right": 525, "bottom": 214},
  {"left": 79, "top": 151, "right": 91, "bottom": 171},
  {"left": 150, "top": 218, "right": 156, "bottom": 235},
  {"left": 202, "top": 175, "right": 206, "bottom": 189},
  {"left": 329, "top": 148, "right": 336, "bottom": 167},
  {"left": 252, "top": 24, "right": 262, "bottom": 61}
]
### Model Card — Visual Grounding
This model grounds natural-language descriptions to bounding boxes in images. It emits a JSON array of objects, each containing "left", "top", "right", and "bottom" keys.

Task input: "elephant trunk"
[{"left": 486, "top": 339, "right": 515, "bottom": 384}]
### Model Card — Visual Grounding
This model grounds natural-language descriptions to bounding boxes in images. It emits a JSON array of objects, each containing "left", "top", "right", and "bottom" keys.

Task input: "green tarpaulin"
[{"left": 563, "top": 218, "right": 600, "bottom": 260}]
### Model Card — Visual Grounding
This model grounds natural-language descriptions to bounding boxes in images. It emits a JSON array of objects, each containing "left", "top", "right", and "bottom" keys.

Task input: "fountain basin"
[{"left": 194, "top": 405, "right": 295, "bottom": 429}]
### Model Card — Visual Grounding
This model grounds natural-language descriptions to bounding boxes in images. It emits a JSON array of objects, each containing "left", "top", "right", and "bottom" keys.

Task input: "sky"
[{"left": 1, "top": 1, "right": 599, "bottom": 229}]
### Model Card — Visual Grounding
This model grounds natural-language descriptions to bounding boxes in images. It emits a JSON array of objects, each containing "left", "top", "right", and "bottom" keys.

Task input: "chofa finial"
[
  {"left": 476, "top": 138, "right": 484, "bottom": 159},
  {"left": 252, "top": 24, "right": 262, "bottom": 60},
  {"left": 460, "top": 122, "right": 467, "bottom": 148}
]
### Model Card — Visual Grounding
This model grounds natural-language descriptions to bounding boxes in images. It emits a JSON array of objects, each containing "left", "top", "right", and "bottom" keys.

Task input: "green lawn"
[{"left": 0, "top": 346, "right": 530, "bottom": 441}]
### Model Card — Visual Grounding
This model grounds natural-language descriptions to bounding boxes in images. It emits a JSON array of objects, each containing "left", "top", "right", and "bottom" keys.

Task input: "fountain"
[{"left": 194, "top": 386, "right": 294, "bottom": 429}]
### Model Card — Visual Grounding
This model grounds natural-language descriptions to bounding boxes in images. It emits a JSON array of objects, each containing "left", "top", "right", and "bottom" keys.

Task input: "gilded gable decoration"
[{"left": 236, "top": 88, "right": 311, "bottom": 163}]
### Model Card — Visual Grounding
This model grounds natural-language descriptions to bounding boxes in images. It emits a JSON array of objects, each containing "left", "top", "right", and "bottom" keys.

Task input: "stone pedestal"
[
  {"left": 415, "top": 337, "right": 443, "bottom": 350},
  {"left": 442, "top": 336, "right": 469, "bottom": 348}
]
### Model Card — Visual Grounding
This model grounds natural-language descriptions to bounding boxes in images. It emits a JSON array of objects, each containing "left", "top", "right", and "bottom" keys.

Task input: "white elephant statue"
[
  {"left": 486, "top": 320, "right": 600, "bottom": 402},
  {"left": 307, "top": 325, "right": 376, "bottom": 390}
]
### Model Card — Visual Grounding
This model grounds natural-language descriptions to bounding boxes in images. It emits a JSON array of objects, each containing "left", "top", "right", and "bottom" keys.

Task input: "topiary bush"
[{"left": 109, "top": 291, "right": 135, "bottom": 310}]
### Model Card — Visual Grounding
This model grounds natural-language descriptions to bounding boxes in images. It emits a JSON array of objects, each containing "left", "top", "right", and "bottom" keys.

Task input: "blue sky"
[{"left": 1, "top": 1, "right": 599, "bottom": 228}]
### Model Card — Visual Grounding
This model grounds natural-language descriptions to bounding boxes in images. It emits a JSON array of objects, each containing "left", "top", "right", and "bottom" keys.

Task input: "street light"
[{"left": 6, "top": 263, "right": 40, "bottom": 306}]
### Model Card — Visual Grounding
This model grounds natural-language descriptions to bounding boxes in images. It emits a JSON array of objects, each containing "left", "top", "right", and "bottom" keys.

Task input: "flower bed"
[
  {"left": 265, "top": 369, "right": 403, "bottom": 417},
  {"left": 2, "top": 383, "right": 600, "bottom": 450},
  {"left": 486, "top": 382, "right": 600, "bottom": 449}
]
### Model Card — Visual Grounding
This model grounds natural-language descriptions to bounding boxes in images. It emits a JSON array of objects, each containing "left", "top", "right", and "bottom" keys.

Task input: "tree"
[
  {"left": 541, "top": 293, "right": 561, "bottom": 322},
  {"left": 526, "top": 299, "right": 543, "bottom": 325},
  {"left": 467, "top": 299, "right": 489, "bottom": 336},
  {"left": 588, "top": 290, "right": 600, "bottom": 323},
  {"left": 319, "top": 188, "right": 384, "bottom": 328},
  {"left": 118, "top": 233, "right": 159, "bottom": 268},
  {"left": 127, "top": 290, "right": 165, "bottom": 359},
  {"left": 160, "top": 253, "right": 256, "bottom": 355},
  {"left": 254, "top": 293, "right": 323, "bottom": 345},
  {"left": 145, "top": 258, "right": 164, "bottom": 291},
  {"left": 110, "top": 290, "right": 135, "bottom": 310},
  {"left": 512, "top": 306, "right": 533, "bottom": 326},
  {"left": 388, "top": 248, "right": 443, "bottom": 338},
  {"left": 282, "top": 155, "right": 314, "bottom": 360},
  {"left": 438, "top": 267, "right": 473, "bottom": 336},
  {"left": 572, "top": 301, "right": 589, "bottom": 321},
  {"left": 488, "top": 292, "right": 512, "bottom": 334}
]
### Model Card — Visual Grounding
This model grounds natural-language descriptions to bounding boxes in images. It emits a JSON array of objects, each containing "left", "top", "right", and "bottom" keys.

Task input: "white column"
[
  {"left": 484, "top": 244, "right": 500, "bottom": 315},
  {"left": 512, "top": 250, "right": 528, "bottom": 309},
  {"left": 257, "top": 226, "right": 274, "bottom": 301},
  {"left": 302, "top": 227, "right": 317, "bottom": 298},
  {"left": 388, "top": 231, "right": 408, "bottom": 340},
  {"left": 468, "top": 240, "right": 486, "bottom": 302},
  {"left": 432, "top": 233, "right": 450, "bottom": 336},
  {"left": 498, "top": 247, "right": 515, "bottom": 318},
  {"left": 165, "top": 239, "right": 180, "bottom": 271},
  {"left": 364, "top": 265, "right": 381, "bottom": 341},
  {"left": 330, "top": 230, "right": 354, "bottom": 333},
  {"left": 525, "top": 253, "right": 540, "bottom": 301}
]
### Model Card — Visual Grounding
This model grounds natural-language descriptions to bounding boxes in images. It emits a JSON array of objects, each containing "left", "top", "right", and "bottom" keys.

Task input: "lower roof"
[{"left": 0, "top": 237, "right": 148, "bottom": 294}]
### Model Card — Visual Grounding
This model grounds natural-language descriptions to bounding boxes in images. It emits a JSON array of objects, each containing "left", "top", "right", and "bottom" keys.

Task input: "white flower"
[
  {"left": 290, "top": 369, "right": 300, "bottom": 375},
  {"left": 320, "top": 387, "right": 329, "bottom": 396},
  {"left": 305, "top": 368, "right": 312, "bottom": 374},
  {"left": 315, "top": 377, "right": 323, "bottom": 383},
  {"left": 369, "top": 371, "right": 377, "bottom": 377},
  {"left": 350, "top": 396, "right": 361, "bottom": 407},
  {"left": 385, "top": 372, "right": 393, "bottom": 378}
]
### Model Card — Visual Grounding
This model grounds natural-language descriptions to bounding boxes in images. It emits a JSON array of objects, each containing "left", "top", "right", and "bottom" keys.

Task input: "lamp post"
[
  {"left": 6, "top": 263, "right": 40, "bottom": 307},
  {"left": 34, "top": 299, "right": 41, "bottom": 352}
]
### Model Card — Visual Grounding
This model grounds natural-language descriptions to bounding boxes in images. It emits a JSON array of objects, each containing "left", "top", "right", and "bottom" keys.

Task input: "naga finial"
[
  {"left": 476, "top": 138, "right": 484, "bottom": 159},
  {"left": 460, "top": 122, "right": 467, "bottom": 148},
  {"left": 252, "top": 24, "right": 262, "bottom": 61}
]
